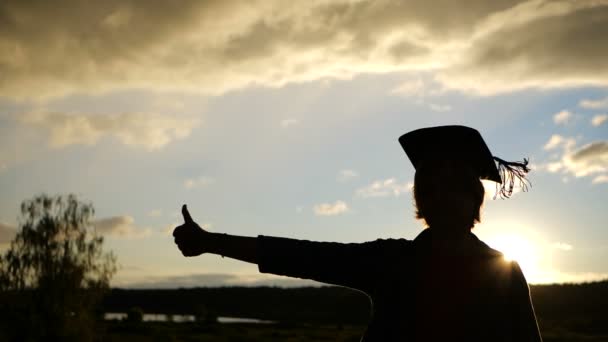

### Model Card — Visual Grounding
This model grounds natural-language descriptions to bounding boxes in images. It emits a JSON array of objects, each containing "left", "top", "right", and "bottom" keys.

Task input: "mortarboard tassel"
[{"left": 493, "top": 157, "right": 531, "bottom": 199}]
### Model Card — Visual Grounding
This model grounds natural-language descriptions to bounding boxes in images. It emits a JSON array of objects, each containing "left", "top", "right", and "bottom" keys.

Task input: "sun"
[{"left": 484, "top": 234, "right": 540, "bottom": 279}]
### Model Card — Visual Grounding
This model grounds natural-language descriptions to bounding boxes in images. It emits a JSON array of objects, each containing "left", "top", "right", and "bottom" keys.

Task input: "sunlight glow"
[{"left": 484, "top": 234, "right": 540, "bottom": 282}]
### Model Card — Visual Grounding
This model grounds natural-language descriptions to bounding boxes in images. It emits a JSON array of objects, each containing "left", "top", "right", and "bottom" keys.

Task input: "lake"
[{"left": 104, "top": 312, "right": 275, "bottom": 324}]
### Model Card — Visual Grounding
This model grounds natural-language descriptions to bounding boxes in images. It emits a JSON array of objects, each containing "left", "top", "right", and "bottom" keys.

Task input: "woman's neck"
[{"left": 428, "top": 224, "right": 471, "bottom": 239}]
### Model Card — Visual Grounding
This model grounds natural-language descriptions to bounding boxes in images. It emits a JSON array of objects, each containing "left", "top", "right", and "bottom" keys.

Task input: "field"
[
  {"left": 102, "top": 320, "right": 608, "bottom": 342},
  {"left": 104, "top": 321, "right": 364, "bottom": 342}
]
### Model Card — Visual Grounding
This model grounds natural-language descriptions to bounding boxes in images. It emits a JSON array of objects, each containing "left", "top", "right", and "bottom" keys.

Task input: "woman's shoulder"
[
  {"left": 472, "top": 236, "right": 505, "bottom": 258},
  {"left": 367, "top": 237, "right": 413, "bottom": 251},
  {"left": 361, "top": 238, "right": 414, "bottom": 263}
]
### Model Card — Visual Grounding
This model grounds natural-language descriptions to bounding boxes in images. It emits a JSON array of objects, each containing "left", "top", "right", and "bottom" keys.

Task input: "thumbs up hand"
[{"left": 173, "top": 204, "right": 208, "bottom": 257}]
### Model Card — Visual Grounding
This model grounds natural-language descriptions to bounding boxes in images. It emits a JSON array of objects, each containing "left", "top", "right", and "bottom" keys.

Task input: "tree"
[{"left": 0, "top": 194, "right": 117, "bottom": 342}]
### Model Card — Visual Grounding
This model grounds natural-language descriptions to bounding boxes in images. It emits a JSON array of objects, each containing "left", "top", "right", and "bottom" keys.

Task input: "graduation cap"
[{"left": 398, "top": 125, "right": 530, "bottom": 199}]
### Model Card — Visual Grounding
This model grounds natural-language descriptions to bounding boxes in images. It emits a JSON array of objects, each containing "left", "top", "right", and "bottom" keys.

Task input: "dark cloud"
[
  {"left": 439, "top": 1, "right": 608, "bottom": 94},
  {"left": 570, "top": 142, "right": 608, "bottom": 163},
  {"left": 1, "top": 0, "right": 605, "bottom": 99}
]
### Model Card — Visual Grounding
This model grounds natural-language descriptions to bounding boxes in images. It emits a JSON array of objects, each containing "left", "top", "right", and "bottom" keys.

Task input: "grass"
[{"left": 103, "top": 321, "right": 608, "bottom": 342}]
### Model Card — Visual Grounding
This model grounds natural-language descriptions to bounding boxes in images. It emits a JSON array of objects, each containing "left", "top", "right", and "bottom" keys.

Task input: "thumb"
[{"left": 182, "top": 204, "right": 194, "bottom": 224}]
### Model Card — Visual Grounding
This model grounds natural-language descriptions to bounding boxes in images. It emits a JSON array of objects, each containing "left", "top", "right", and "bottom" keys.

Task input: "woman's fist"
[{"left": 172, "top": 205, "right": 208, "bottom": 257}]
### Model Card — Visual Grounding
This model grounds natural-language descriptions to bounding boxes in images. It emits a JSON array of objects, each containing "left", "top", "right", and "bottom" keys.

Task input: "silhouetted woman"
[{"left": 173, "top": 125, "right": 542, "bottom": 341}]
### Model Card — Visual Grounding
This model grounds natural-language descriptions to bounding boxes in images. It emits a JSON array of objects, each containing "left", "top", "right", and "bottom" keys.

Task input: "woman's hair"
[{"left": 413, "top": 159, "right": 485, "bottom": 230}]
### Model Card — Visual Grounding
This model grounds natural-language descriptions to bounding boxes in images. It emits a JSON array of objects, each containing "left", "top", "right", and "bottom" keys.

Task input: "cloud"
[
  {"left": 567, "top": 141, "right": 608, "bottom": 176},
  {"left": 429, "top": 103, "right": 452, "bottom": 112},
  {"left": 545, "top": 162, "right": 565, "bottom": 173},
  {"left": 162, "top": 223, "right": 178, "bottom": 236},
  {"left": 437, "top": 1, "right": 608, "bottom": 95},
  {"left": 592, "top": 174, "right": 608, "bottom": 184},
  {"left": 580, "top": 96, "right": 608, "bottom": 109},
  {"left": 2, "top": 218, "right": 153, "bottom": 244},
  {"left": 542, "top": 135, "right": 608, "bottom": 182},
  {"left": 591, "top": 114, "right": 608, "bottom": 127},
  {"left": 544, "top": 135, "right": 563, "bottom": 150},
  {"left": 147, "top": 209, "right": 163, "bottom": 217},
  {"left": 552, "top": 242, "right": 573, "bottom": 251},
  {"left": 390, "top": 77, "right": 449, "bottom": 110},
  {"left": 0, "top": 0, "right": 434, "bottom": 98},
  {"left": 184, "top": 176, "right": 215, "bottom": 189},
  {"left": 391, "top": 78, "right": 427, "bottom": 98},
  {"left": 0, "top": 222, "right": 16, "bottom": 245},
  {"left": 17, "top": 112, "right": 200, "bottom": 150},
  {"left": 356, "top": 178, "right": 412, "bottom": 198},
  {"left": 280, "top": 118, "right": 299, "bottom": 127},
  {"left": 313, "top": 200, "right": 349, "bottom": 216},
  {"left": 553, "top": 110, "right": 573, "bottom": 125},
  {"left": 4, "top": 0, "right": 608, "bottom": 99},
  {"left": 93, "top": 216, "right": 151, "bottom": 238},
  {"left": 337, "top": 169, "right": 358, "bottom": 182},
  {"left": 543, "top": 134, "right": 575, "bottom": 151}
]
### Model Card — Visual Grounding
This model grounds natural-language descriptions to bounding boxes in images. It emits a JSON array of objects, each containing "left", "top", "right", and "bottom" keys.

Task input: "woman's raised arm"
[{"left": 173, "top": 204, "right": 410, "bottom": 293}]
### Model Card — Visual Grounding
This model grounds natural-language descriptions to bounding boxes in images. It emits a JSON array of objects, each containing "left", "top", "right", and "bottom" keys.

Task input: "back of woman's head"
[{"left": 413, "top": 159, "right": 485, "bottom": 231}]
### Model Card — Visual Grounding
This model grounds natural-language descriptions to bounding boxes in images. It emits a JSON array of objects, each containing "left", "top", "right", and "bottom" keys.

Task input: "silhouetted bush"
[{"left": 0, "top": 194, "right": 117, "bottom": 342}]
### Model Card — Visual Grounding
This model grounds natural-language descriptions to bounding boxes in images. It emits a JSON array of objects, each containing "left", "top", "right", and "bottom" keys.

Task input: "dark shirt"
[{"left": 257, "top": 228, "right": 542, "bottom": 341}]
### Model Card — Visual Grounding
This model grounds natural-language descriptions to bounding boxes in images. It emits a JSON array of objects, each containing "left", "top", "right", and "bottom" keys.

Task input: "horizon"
[{"left": 110, "top": 278, "right": 608, "bottom": 291}]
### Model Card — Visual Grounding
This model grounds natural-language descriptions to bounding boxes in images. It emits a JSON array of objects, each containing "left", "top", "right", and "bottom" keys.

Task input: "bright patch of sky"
[{"left": 2, "top": 74, "right": 607, "bottom": 286}]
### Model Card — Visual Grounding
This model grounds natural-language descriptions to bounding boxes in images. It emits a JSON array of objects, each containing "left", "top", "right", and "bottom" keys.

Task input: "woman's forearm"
[{"left": 206, "top": 232, "right": 258, "bottom": 265}]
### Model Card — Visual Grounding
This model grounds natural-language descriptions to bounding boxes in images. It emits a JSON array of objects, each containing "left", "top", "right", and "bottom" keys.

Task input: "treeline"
[{"left": 104, "top": 281, "right": 608, "bottom": 330}]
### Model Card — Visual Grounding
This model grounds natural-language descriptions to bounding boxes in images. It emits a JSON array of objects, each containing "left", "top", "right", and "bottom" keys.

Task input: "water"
[
  {"left": 104, "top": 312, "right": 275, "bottom": 324},
  {"left": 217, "top": 317, "right": 274, "bottom": 324}
]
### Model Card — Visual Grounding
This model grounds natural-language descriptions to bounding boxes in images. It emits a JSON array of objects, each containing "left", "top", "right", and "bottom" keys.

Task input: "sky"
[{"left": 0, "top": 0, "right": 607, "bottom": 288}]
